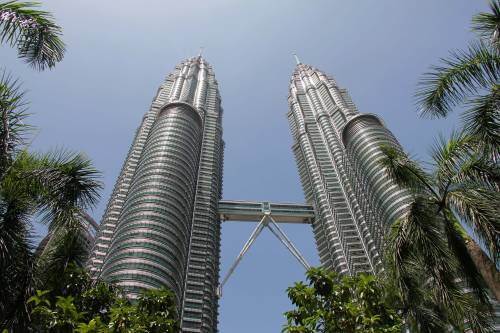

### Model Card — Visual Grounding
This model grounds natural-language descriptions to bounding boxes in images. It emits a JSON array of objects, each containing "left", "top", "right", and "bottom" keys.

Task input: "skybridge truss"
[{"left": 217, "top": 200, "right": 315, "bottom": 297}]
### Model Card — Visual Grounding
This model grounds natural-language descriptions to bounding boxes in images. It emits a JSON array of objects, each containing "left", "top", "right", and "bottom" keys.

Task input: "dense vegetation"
[
  {"left": 283, "top": 268, "right": 402, "bottom": 333},
  {"left": 27, "top": 265, "right": 179, "bottom": 333}
]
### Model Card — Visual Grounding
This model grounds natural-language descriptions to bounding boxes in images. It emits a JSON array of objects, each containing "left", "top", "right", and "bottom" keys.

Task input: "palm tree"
[
  {"left": 0, "top": 69, "right": 29, "bottom": 177},
  {"left": 416, "top": 1, "right": 500, "bottom": 161},
  {"left": 380, "top": 132, "right": 499, "bottom": 332},
  {"left": 0, "top": 1, "right": 65, "bottom": 70},
  {"left": 0, "top": 149, "right": 102, "bottom": 331},
  {"left": 414, "top": 0, "right": 500, "bottom": 307},
  {"left": 0, "top": 71, "right": 102, "bottom": 331}
]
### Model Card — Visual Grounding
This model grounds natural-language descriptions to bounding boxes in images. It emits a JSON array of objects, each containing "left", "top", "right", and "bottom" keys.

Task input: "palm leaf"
[
  {"left": 416, "top": 42, "right": 500, "bottom": 118},
  {"left": 452, "top": 156, "right": 500, "bottom": 191},
  {"left": 379, "top": 144, "right": 434, "bottom": 194},
  {"left": 447, "top": 186, "right": 500, "bottom": 261},
  {"left": 0, "top": 70, "right": 30, "bottom": 176},
  {"left": 472, "top": 0, "right": 500, "bottom": 48},
  {"left": 0, "top": 1, "right": 65, "bottom": 70},
  {"left": 430, "top": 131, "right": 474, "bottom": 187},
  {"left": 0, "top": 174, "right": 36, "bottom": 330},
  {"left": 19, "top": 150, "right": 102, "bottom": 230},
  {"left": 36, "top": 226, "right": 89, "bottom": 291},
  {"left": 387, "top": 197, "right": 460, "bottom": 309},
  {"left": 462, "top": 85, "right": 500, "bottom": 160}
]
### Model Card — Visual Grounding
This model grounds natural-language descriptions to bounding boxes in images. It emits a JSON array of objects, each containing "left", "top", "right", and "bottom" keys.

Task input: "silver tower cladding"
[
  {"left": 88, "top": 57, "right": 223, "bottom": 332},
  {"left": 288, "top": 62, "right": 412, "bottom": 275}
]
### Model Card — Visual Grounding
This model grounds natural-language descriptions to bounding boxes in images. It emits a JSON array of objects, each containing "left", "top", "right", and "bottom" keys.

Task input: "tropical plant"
[
  {"left": 416, "top": 0, "right": 500, "bottom": 161},
  {"left": 28, "top": 266, "right": 180, "bottom": 333},
  {"left": 0, "top": 149, "right": 102, "bottom": 331},
  {"left": 0, "top": 72, "right": 102, "bottom": 330},
  {"left": 283, "top": 267, "right": 402, "bottom": 333},
  {"left": 0, "top": 1, "right": 65, "bottom": 70},
  {"left": 380, "top": 133, "right": 499, "bottom": 332}
]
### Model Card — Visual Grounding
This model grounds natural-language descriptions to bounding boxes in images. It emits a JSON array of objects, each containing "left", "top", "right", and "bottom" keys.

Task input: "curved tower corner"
[
  {"left": 287, "top": 62, "right": 411, "bottom": 275},
  {"left": 88, "top": 56, "right": 224, "bottom": 332}
]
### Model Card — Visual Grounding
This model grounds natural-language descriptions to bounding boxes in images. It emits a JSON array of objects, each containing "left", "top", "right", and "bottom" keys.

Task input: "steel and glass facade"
[
  {"left": 88, "top": 56, "right": 223, "bottom": 332},
  {"left": 288, "top": 62, "right": 412, "bottom": 275},
  {"left": 89, "top": 57, "right": 414, "bottom": 333}
]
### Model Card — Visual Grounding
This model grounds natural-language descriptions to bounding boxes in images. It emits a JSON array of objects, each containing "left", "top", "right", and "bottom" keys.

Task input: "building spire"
[
  {"left": 293, "top": 53, "right": 301, "bottom": 65},
  {"left": 198, "top": 46, "right": 204, "bottom": 57}
]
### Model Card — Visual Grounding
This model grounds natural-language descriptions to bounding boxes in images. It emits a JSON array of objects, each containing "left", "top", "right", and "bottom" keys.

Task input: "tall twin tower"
[{"left": 88, "top": 56, "right": 410, "bottom": 332}]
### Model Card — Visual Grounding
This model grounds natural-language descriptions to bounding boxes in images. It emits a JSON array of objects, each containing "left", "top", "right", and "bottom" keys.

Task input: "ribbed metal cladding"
[
  {"left": 88, "top": 57, "right": 224, "bottom": 333},
  {"left": 342, "top": 115, "right": 412, "bottom": 229},
  {"left": 100, "top": 103, "right": 203, "bottom": 301},
  {"left": 288, "top": 63, "right": 409, "bottom": 275}
]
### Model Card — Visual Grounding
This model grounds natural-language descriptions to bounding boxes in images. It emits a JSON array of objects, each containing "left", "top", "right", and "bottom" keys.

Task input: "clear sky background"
[{"left": 1, "top": 1, "right": 490, "bottom": 331}]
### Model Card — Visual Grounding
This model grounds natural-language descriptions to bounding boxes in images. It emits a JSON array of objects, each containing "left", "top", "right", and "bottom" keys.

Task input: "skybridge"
[
  {"left": 217, "top": 200, "right": 315, "bottom": 297},
  {"left": 218, "top": 200, "right": 315, "bottom": 224}
]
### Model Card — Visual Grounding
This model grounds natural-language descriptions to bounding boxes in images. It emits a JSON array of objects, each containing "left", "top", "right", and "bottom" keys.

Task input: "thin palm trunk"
[{"left": 466, "top": 239, "right": 500, "bottom": 301}]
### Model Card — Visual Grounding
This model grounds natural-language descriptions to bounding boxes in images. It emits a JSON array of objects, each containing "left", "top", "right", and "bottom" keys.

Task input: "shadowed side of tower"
[
  {"left": 88, "top": 57, "right": 224, "bottom": 332},
  {"left": 288, "top": 62, "right": 411, "bottom": 275}
]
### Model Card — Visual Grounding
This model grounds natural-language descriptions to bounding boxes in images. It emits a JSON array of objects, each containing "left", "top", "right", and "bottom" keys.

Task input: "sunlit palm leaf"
[
  {"left": 452, "top": 156, "right": 500, "bottom": 191},
  {"left": 0, "top": 1, "right": 65, "bottom": 70},
  {"left": 430, "top": 131, "right": 474, "bottom": 186},
  {"left": 462, "top": 86, "right": 500, "bottom": 160},
  {"left": 472, "top": 0, "right": 500, "bottom": 48},
  {"left": 447, "top": 186, "right": 500, "bottom": 261},
  {"left": 17, "top": 150, "right": 102, "bottom": 230},
  {"left": 416, "top": 42, "right": 500, "bottom": 118},
  {"left": 379, "top": 145, "right": 433, "bottom": 193}
]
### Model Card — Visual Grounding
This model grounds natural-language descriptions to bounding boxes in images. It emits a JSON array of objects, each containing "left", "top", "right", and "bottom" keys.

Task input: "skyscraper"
[
  {"left": 88, "top": 56, "right": 223, "bottom": 332},
  {"left": 89, "top": 56, "right": 412, "bottom": 333},
  {"left": 287, "top": 60, "right": 412, "bottom": 275}
]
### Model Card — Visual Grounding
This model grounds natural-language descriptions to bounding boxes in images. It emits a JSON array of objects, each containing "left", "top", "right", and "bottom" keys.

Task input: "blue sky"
[{"left": 1, "top": 0, "right": 490, "bottom": 331}]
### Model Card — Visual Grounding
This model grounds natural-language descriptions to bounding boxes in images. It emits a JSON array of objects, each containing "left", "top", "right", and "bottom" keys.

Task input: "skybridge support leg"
[
  {"left": 267, "top": 217, "right": 310, "bottom": 270},
  {"left": 217, "top": 216, "right": 267, "bottom": 297}
]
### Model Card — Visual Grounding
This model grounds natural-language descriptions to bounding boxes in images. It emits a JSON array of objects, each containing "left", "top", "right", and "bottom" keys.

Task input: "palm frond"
[
  {"left": 452, "top": 156, "right": 500, "bottom": 191},
  {"left": 385, "top": 197, "right": 480, "bottom": 330},
  {"left": 36, "top": 226, "right": 89, "bottom": 291},
  {"left": 0, "top": 70, "right": 30, "bottom": 175},
  {"left": 447, "top": 186, "right": 500, "bottom": 261},
  {"left": 416, "top": 42, "right": 500, "bottom": 118},
  {"left": 379, "top": 144, "right": 434, "bottom": 194},
  {"left": 0, "top": 175, "right": 33, "bottom": 268},
  {"left": 0, "top": 1, "right": 65, "bottom": 70},
  {"left": 472, "top": 0, "right": 500, "bottom": 48},
  {"left": 430, "top": 131, "right": 473, "bottom": 186},
  {"left": 462, "top": 85, "right": 500, "bottom": 160},
  {"left": 19, "top": 150, "right": 102, "bottom": 229},
  {"left": 388, "top": 197, "right": 458, "bottom": 302},
  {"left": 0, "top": 175, "right": 36, "bottom": 329}
]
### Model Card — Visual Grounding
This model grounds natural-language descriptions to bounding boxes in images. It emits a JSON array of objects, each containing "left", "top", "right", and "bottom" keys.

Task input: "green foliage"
[
  {"left": 0, "top": 1, "right": 65, "bottom": 70},
  {"left": 472, "top": 0, "right": 500, "bottom": 49},
  {"left": 0, "top": 70, "right": 29, "bottom": 176},
  {"left": 380, "top": 141, "right": 497, "bottom": 332},
  {"left": 283, "top": 267, "right": 402, "bottom": 333},
  {"left": 416, "top": 2, "right": 500, "bottom": 162},
  {"left": 28, "top": 268, "right": 180, "bottom": 333}
]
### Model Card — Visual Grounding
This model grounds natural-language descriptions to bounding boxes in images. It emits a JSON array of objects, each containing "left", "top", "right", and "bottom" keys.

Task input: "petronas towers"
[{"left": 88, "top": 56, "right": 409, "bottom": 332}]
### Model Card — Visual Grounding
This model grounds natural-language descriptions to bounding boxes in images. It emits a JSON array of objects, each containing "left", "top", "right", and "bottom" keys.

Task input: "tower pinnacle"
[{"left": 293, "top": 53, "right": 301, "bottom": 65}]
